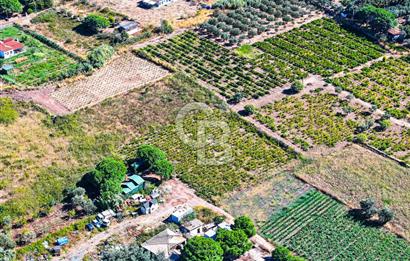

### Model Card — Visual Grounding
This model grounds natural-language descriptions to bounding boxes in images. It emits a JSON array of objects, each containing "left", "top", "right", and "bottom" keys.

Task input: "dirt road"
[{"left": 56, "top": 179, "right": 233, "bottom": 261}]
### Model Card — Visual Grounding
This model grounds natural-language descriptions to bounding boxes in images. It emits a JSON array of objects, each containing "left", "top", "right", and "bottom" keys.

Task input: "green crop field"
[
  {"left": 330, "top": 57, "right": 410, "bottom": 119},
  {"left": 124, "top": 109, "right": 295, "bottom": 201},
  {"left": 261, "top": 190, "right": 410, "bottom": 260},
  {"left": 0, "top": 26, "right": 78, "bottom": 87}
]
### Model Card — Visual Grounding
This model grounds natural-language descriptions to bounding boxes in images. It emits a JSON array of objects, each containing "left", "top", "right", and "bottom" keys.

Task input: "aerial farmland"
[{"left": 0, "top": 0, "right": 410, "bottom": 260}]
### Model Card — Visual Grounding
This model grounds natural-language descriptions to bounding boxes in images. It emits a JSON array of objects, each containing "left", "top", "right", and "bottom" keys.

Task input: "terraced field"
[{"left": 261, "top": 190, "right": 410, "bottom": 260}]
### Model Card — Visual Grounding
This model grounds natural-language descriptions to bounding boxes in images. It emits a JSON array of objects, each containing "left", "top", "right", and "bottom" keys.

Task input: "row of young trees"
[{"left": 181, "top": 216, "right": 256, "bottom": 261}]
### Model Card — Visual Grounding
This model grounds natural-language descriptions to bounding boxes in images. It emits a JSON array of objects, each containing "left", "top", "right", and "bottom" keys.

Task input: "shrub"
[
  {"left": 181, "top": 236, "right": 223, "bottom": 261},
  {"left": 360, "top": 198, "right": 378, "bottom": 219},
  {"left": 290, "top": 81, "right": 304, "bottom": 93},
  {"left": 232, "top": 216, "right": 256, "bottom": 238},
  {"left": 82, "top": 14, "right": 110, "bottom": 34},
  {"left": 243, "top": 105, "right": 257, "bottom": 116},
  {"left": 0, "top": 98, "right": 18, "bottom": 124},
  {"left": 272, "top": 245, "right": 306, "bottom": 261},
  {"left": 158, "top": 20, "right": 173, "bottom": 34},
  {"left": 378, "top": 208, "right": 394, "bottom": 225},
  {"left": 0, "top": 0, "right": 23, "bottom": 17},
  {"left": 87, "top": 45, "right": 114, "bottom": 68}
]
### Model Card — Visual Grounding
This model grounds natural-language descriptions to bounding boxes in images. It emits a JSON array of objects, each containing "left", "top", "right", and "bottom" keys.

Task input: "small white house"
[
  {"left": 0, "top": 38, "right": 24, "bottom": 59},
  {"left": 140, "top": 199, "right": 159, "bottom": 215},
  {"left": 118, "top": 20, "right": 141, "bottom": 35},
  {"left": 97, "top": 209, "right": 116, "bottom": 221},
  {"left": 181, "top": 219, "right": 205, "bottom": 238},
  {"left": 169, "top": 205, "right": 193, "bottom": 223},
  {"left": 140, "top": 0, "right": 174, "bottom": 8}
]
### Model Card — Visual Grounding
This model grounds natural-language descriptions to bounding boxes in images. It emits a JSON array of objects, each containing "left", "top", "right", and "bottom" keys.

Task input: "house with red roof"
[{"left": 0, "top": 38, "right": 24, "bottom": 59}]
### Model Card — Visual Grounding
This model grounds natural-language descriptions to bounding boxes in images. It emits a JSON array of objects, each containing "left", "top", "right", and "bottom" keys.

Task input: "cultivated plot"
[
  {"left": 51, "top": 54, "right": 169, "bottom": 112},
  {"left": 0, "top": 26, "right": 79, "bottom": 87},
  {"left": 261, "top": 190, "right": 410, "bottom": 260}
]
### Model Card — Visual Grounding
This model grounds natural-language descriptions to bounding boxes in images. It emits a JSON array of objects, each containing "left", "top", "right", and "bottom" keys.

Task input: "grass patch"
[
  {"left": 235, "top": 44, "right": 261, "bottom": 59},
  {"left": 0, "top": 26, "right": 78, "bottom": 87}
]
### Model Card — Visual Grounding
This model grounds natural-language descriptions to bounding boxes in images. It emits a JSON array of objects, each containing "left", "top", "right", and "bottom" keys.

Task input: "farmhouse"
[
  {"left": 141, "top": 229, "right": 186, "bottom": 258},
  {"left": 140, "top": 0, "right": 174, "bottom": 8},
  {"left": 122, "top": 174, "right": 145, "bottom": 197},
  {"left": 118, "top": 21, "right": 141, "bottom": 35},
  {"left": 180, "top": 219, "right": 205, "bottom": 238},
  {"left": 169, "top": 205, "right": 194, "bottom": 223},
  {"left": 0, "top": 38, "right": 24, "bottom": 59}
]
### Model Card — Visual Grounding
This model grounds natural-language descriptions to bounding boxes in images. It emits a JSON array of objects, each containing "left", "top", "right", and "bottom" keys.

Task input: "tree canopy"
[
  {"left": 181, "top": 236, "right": 224, "bottom": 261},
  {"left": 87, "top": 44, "right": 114, "bottom": 68},
  {"left": 0, "top": 0, "right": 23, "bottom": 17},
  {"left": 82, "top": 14, "right": 110, "bottom": 33},
  {"left": 216, "top": 229, "right": 252, "bottom": 259},
  {"left": 272, "top": 245, "right": 306, "bottom": 261},
  {"left": 136, "top": 144, "right": 173, "bottom": 180},
  {"left": 356, "top": 5, "right": 397, "bottom": 32},
  {"left": 232, "top": 216, "right": 256, "bottom": 238},
  {"left": 101, "top": 242, "right": 166, "bottom": 261}
]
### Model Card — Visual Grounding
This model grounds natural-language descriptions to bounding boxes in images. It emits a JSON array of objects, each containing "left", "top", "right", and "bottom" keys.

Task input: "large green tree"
[
  {"left": 216, "top": 229, "right": 252, "bottom": 259},
  {"left": 136, "top": 144, "right": 173, "bottom": 180},
  {"left": 232, "top": 216, "right": 256, "bottom": 238},
  {"left": 87, "top": 45, "right": 114, "bottom": 68},
  {"left": 181, "top": 236, "right": 224, "bottom": 261},
  {"left": 82, "top": 14, "right": 110, "bottom": 34},
  {"left": 0, "top": 0, "right": 22, "bottom": 17},
  {"left": 101, "top": 242, "right": 166, "bottom": 261},
  {"left": 356, "top": 5, "right": 397, "bottom": 32}
]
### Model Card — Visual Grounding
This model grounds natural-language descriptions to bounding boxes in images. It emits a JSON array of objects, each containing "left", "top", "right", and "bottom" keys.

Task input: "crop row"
[
  {"left": 138, "top": 31, "right": 304, "bottom": 100},
  {"left": 330, "top": 57, "right": 410, "bottom": 120},
  {"left": 254, "top": 18, "right": 384, "bottom": 77},
  {"left": 261, "top": 190, "right": 410, "bottom": 260}
]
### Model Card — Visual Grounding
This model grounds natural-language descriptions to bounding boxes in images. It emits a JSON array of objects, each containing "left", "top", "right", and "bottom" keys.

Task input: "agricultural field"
[
  {"left": 221, "top": 170, "right": 310, "bottom": 226},
  {"left": 0, "top": 73, "right": 222, "bottom": 222},
  {"left": 330, "top": 57, "right": 410, "bottom": 120},
  {"left": 30, "top": 9, "right": 110, "bottom": 57},
  {"left": 261, "top": 190, "right": 410, "bottom": 260},
  {"left": 0, "top": 26, "right": 79, "bottom": 87},
  {"left": 124, "top": 109, "right": 295, "bottom": 202},
  {"left": 295, "top": 144, "right": 410, "bottom": 239},
  {"left": 200, "top": 0, "right": 318, "bottom": 45},
  {"left": 51, "top": 54, "right": 169, "bottom": 112},
  {"left": 254, "top": 18, "right": 385, "bottom": 77},
  {"left": 252, "top": 88, "right": 365, "bottom": 150},
  {"left": 138, "top": 31, "right": 306, "bottom": 100}
]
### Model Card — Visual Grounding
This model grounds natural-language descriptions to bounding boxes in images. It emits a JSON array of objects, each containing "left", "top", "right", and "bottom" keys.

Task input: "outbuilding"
[{"left": 0, "top": 38, "right": 24, "bottom": 59}]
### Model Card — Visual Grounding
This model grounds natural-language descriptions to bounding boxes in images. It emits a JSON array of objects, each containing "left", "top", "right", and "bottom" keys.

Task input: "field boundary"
[{"left": 356, "top": 142, "right": 409, "bottom": 168}]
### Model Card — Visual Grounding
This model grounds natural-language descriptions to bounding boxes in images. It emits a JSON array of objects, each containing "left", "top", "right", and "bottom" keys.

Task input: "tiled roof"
[{"left": 0, "top": 38, "right": 23, "bottom": 52}]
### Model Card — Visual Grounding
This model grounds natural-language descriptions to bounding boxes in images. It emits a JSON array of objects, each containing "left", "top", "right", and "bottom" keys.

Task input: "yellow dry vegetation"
[{"left": 173, "top": 9, "right": 212, "bottom": 29}]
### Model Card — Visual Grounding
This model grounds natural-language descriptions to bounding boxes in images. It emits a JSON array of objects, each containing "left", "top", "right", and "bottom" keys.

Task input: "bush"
[
  {"left": 243, "top": 105, "right": 256, "bottom": 116},
  {"left": 378, "top": 208, "right": 394, "bottom": 225},
  {"left": 87, "top": 44, "right": 114, "bottom": 68},
  {"left": 158, "top": 20, "right": 173, "bottom": 34},
  {"left": 82, "top": 14, "right": 110, "bottom": 34},
  {"left": 0, "top": 0, "right": 23, "bottom": 17},
  {"left": 272, "top": 245, "right": 306, "bottom": 261},
  {"left": 232, "top": 216, "right": 256, "bottom": 238},
  {"left": 0, "top": 98, "right": 18, "bottom": 125},
  {"left": 359, "top": 198, "right": 378, "bottom": 219},
  {"left": 181, "top": 236, "right": 223, "bottom": 261},
  {"left": 290, "top": 81, "right": 304, "bottom": 93}
]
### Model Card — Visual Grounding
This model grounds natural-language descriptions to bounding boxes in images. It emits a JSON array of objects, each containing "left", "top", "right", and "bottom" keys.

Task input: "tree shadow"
[
  {"left": 282, "top": 88, "right": 297, "bottom": 95},
  {"left": 348, "top": 209, "right": 382, "bottom": 227},
  {"left": 73, "top": 24, "right": 96, "bottom": 37}
]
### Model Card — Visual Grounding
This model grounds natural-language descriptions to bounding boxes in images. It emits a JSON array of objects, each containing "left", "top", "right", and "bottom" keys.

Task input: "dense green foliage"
[
  {"left": 181, "top": 236, "right": 224, "bottom": 261},
  {"left": 87, "top": 44, "right": 114, "bottom": 68},
  {"left": 0, "top": 98, "right": 18, "bottom": 124},
  {"left": 232, "top": 216, "right": 256, "bottom": 237},
  {"left": 261, "top": 190, "right": 410, "bottom": 260},
  {"left": 136, "top": 144, "right": 173, "bottom": 180},
  {"left": 158, "top": 20, "right": 173, "bottom": 34},
  {"left": 82, "top": 14, "right": 110, "bottom": 34},
  {"left": 0, "top": 0, "right": 23, "bottom": 17},
  {"left": 355, "top": 5, "right": 397, "bottom": 32},
  {"left": 216, "top": 229, "right": 252, "bottom": 259},
  {"left": 272, "top": 246, "right": 306, "bottom": 261}
]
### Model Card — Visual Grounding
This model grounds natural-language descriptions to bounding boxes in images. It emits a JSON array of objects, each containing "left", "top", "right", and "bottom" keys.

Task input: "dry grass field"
[{"left": 294, "top": 143, "right": 410, "bottom": 239}]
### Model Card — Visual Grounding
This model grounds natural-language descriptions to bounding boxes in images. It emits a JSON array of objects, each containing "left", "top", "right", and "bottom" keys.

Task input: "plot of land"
[
  {"left": 124, "top": 109, "right": 295, "bottom": 202},
  {"left": 295, "top": 144, "right": 410, "bottom": 239},
  {"left": 0, "top": 26, "right": 78, "bottom": 87},
  {"left": 330, "top": 56, "right": 410, "bottom": 120},
  {"left": 254, "top": 18, "right": 385, "bottom": 77},
  {"left": 29, "top": 9, "right": 110, "bottom": 57},
  {"left": 261, "top": 190, "right": 410, "bottom": 260},
  {"left": 51, "top": 54, "right": 169, "bottom": 112}
]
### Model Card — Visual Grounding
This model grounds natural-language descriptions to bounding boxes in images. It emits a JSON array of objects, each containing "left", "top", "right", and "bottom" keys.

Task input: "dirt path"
[{"left": 57, "top": 179, "right": 233, "bottom": 261}]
